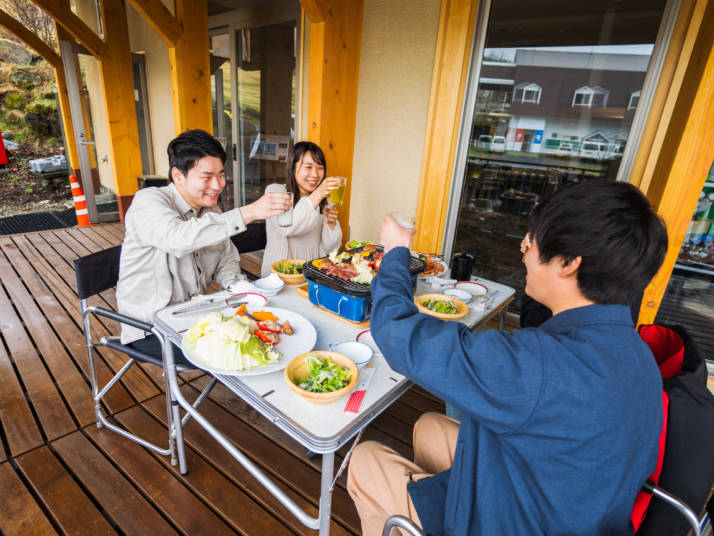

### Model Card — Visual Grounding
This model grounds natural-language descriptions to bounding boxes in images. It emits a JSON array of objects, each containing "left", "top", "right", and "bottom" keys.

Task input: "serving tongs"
[{"left": 171, "top": 295, "right": 246, "bottom": 316}]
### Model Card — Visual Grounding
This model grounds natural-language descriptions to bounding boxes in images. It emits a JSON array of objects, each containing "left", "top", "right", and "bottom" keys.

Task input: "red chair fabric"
[{"left": 630, "top": 391, "right": 669, "bottom": 532}]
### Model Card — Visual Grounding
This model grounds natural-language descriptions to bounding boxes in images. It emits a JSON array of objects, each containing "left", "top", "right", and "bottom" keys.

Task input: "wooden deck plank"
[
  {"left": 84, "top": 224, "right": 124, "bottom": 246},
  {"left": 23, "top": 233, "right": 163, "bottom": 403},
  {"left": 67, "top": 226, "right": 116, "bottom": 250},
  {"left": 0, "top": 239, "right": 95, "bottom": 426},
  {"left": 142, "top": 393, "right": 360, "bottom": 534},
  {"left": 85, "top": 422, "right": 238, "bottom": 536},
  {"left": 16, "top": 233, "right": 136, "bottom": 413},
  {"left": 189, "top": 377, "right": 413, "bottom": 489},
  {"left": 0, "top": 461, "right": 58, "bottom": 535},
  {"left": 0, "top": 273, "right": 77, "bottom": 441},
  {"left": 0, "top": 329, "right": 43, "bottom": 456},
  {"left": 0, "top": 225, "right": 445, "bottom": 534},
  {"left": 15, "top": 446, "right": 119, "bottom": 535},
  {"left": 52, "top": 431, "right": 179, "bottom": 536},
  {"left": 116, "top": 405, "right": 302, "bottom": 536}
]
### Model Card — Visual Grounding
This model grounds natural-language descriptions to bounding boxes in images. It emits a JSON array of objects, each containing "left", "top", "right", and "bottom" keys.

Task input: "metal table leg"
[{"left": 319, "top": 452, "right": 335, "bottom": 535}]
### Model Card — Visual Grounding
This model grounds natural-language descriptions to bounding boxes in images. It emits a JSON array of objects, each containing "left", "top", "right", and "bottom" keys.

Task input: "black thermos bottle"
[{"left": 451, "top": 252, "right": 474, "bottom": 281}]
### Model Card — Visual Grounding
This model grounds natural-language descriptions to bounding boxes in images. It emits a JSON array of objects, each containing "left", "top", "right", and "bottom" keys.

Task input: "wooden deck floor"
[{"left": 0, "top": 224, "right": 445, "bottom": 535}]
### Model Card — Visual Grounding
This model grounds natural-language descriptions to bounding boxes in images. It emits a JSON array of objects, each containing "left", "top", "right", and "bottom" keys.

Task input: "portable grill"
[{"left": 303, "top": 246, "right": 426, "bottom": 322}]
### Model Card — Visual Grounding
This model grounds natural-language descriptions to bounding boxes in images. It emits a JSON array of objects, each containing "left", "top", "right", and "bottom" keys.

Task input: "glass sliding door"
[
  {"left": 655, "top": 161, "right": 714, "bottom": 361},
  {"left": 209, "top": 1, "right": 299, "bottom": 211},
  {"left": 234, "top": 20, "right": 296, "bottom": 205},
  {"left": 447, "top": 0, "right": 673, "bottom": 315}
]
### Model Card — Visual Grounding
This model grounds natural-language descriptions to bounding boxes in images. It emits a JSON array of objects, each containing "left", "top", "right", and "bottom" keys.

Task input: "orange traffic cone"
[{"left": 69, "top": 176, "right": 93, "bottom": 227}]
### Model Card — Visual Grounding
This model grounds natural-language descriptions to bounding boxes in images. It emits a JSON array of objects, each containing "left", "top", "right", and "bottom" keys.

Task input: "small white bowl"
[
  {"left": 453, "top": 281, "right": 488, "bottom": 296},
  {"left": 254, "top": 276, "right": 285, "bottom": 296},
  {"left": 330, "top": 341, "right": 374, "bottom": 368},
  {"left": 444, "top": 287, "right": 473, "bottom": 303}
]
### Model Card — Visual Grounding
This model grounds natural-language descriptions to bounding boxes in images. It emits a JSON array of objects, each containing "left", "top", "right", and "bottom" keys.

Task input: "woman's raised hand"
[
  {"left": 317, "top": 176, "right": 343, "bottom": 199},
  {"left": 324, "top": 205, "right": 339, "bottom": 228}
]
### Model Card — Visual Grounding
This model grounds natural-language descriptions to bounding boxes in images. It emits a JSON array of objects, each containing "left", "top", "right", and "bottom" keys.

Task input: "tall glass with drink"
[
  {"left": 329, "top": 177, "right": 348, "bottom": 205},
  {"left": 274, "top": 184, "right": 294, "bottom": 227}
]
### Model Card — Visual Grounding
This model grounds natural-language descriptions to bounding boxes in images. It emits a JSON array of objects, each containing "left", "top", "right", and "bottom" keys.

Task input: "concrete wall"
[
  {"left": 348, "top": 0, "right": 441, "bottom": 243},
  {"left": 126, "top": 2, "right": 175, "bottom": 177}
]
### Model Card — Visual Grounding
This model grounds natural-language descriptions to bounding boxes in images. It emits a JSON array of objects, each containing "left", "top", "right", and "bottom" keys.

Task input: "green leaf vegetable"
[
  {"left": 423, "top": 299, "right": 457, "bottom": 314},
  {"left": 295, "top": 354, "right": 353, "bottom": 393},
  {"left": 183, "top": 312, "right": 281, "bottom": 370},
  {"left": 346, "top": 239, "right": 374, "bottom": 250},
  {"left": 277, "top": 262, "right": 303, "bottom": 274}
]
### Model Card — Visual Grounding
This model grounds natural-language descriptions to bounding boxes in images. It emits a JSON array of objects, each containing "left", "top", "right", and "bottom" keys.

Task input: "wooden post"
[
  {"left": 305, "top": 0, "right": 364, "bottom": 244},
  {"left": 169, "top": 0, "right": 212, "bottom": 134},
  {"left": 96, "top": 0, "right": 143, "bottom": 220},
  {"left": 636, "top": 0, "right": 714, "bottom": 325},
  {"left": 53, "top": 25, "right": 80, "bottom": 175},
  {"left": 412, "top": 0, "right": 480, "bottom": 253}
]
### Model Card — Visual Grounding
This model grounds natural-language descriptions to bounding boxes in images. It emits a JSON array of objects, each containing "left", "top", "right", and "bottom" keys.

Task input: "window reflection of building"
[{"left": 452, "top": 36, "right": 663, "bottom": 315}]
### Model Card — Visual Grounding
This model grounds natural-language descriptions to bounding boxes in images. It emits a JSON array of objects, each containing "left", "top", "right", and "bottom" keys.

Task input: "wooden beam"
[
  {"left": 126, "top": 0, "right": 182, "bottom": 47},
  {"left": 53, "top": 24, "right": 79, "bottom": 172},
  {"left": 96, "top": 0, "right": 143, "bottom": 220},
  {"left": 300, "top": 0, "right": 332, "bottom": 23},
  {"left": 0, "top": 9, "right": 60, "bottom": 67},
  {"left": 306, "top": 0, "right": 363, "bottom": 244},
  {"left": 637, "top": 0, "right": 714, "bottom": 325},
  {"left": 30, "top": 0, "right": 106, "bottom": 58},
  {"left": 169, "top": 0, "right": 212, "bottom": 134},
  {"left": 413, "top": 0, "right": 480, "bottom": 253}
]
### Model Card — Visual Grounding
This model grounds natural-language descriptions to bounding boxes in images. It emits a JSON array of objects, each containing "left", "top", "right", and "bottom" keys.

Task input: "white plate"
[
  {"left": 181, "top": 306, "right": 317, "bottom": 376},
  {"left": 443, "top": 287, "right": 473, "bottom": 303},
  {"left": 355, "top": 329, "right": 383, "bottom": 356},
  {"left": 418, "top": 260, "right": 449, "bottom": 279},
  {"left": 454, "top": 281, "right": 488, "bottom": 296}
]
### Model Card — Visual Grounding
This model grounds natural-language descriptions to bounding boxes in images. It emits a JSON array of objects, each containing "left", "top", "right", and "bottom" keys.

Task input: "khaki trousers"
[{"left": 346, "top": 412, "right": 460, "bottom": 536}]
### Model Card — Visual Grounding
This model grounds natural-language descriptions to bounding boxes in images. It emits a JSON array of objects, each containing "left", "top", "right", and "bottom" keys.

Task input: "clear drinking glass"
[
  {"left": 329, "top": 177, "right": 348, "bottom": 205},
  {"left": 391, "top": 211, "right": 416, "bottom": 229},
  {"left": 277, "top": 191, "right": 294, "bottom": 227}
]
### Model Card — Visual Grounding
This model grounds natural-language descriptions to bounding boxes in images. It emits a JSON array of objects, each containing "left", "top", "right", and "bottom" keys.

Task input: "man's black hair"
[
  {"left": 528, "top": 180, "right": 667, "bottom": 305},
  {"left": 167, "top": 129, "right": 226, "bottom": 179}
]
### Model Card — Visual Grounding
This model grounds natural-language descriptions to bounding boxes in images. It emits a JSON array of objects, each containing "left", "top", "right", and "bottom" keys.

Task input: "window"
[
  {"left": 513, "top": 82, "right": 542, "bottom": 104},
  {"left": 628, "top": 90, "right": 641, "bottom": 110},
  {"left": 572, "top": 86, "right": 609, "bottom": 108}
]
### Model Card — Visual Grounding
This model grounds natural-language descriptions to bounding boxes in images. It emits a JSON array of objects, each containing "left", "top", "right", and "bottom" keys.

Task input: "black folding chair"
[
  {"left": 74, "top": 245, "right": 216, "bottom": 473},
  {"left": 380, "top": 482, "right": 712, "bottom": 536}
]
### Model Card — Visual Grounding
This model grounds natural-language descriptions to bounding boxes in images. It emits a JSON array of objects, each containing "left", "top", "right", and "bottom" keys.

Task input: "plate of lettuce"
[{"left": 181, "top": 307, "right": 317, "bottom": 376}]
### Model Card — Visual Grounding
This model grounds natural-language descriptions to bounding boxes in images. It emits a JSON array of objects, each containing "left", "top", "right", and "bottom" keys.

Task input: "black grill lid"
[{"left": 303, "top": 246, "right": 426, "bottom": 298}]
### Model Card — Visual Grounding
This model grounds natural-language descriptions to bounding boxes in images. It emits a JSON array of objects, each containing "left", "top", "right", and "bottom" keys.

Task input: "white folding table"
[{"left": 153, "top": 276, "right": 515, "bottom": 535}]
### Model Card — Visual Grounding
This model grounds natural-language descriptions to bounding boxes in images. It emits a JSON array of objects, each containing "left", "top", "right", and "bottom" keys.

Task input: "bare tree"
[{"left": 0, "top": 0, "right": 57, "bottom": 51}]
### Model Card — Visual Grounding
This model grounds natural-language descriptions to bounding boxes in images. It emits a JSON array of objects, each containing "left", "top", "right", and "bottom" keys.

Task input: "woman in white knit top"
[{"left": 261, "top": 142, "right": 343, "bottom": 277}]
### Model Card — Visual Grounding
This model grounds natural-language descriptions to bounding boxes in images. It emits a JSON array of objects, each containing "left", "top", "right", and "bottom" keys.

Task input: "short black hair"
[
  {"left": 167, "top": 129, "right": 226, "bottom": 179},
  {"left": 286, "top": 141, "right": 327, "bottom": 210},
  {"left": 528, "top": 180, "right": 667, "bottom": 305}
]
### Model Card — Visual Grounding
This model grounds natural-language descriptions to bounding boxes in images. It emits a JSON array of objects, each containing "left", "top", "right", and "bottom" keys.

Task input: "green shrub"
[
  {"left": 5, "top": 109, "right": 24, "bottom": 124},
  {"left": 24, "top": 100, "right": 59, "bottom": 138},
  {"left": 4, "top": 92, "right": 23, "bottom": 109}
]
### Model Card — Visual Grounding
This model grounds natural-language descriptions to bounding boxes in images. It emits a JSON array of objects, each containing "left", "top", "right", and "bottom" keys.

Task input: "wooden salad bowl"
[
  {"left": 284, "top": 350, "right": 359, "bottom": 405},
  {"left": 414, "top": 293, "right": 469, "bottom": 321},
  {"left": 271, "top": 258, "right": 307, "bottom": 284}
]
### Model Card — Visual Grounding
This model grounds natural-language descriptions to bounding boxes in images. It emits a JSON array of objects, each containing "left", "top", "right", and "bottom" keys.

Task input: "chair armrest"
[
  {"left": 382, "top": 515, "right": 425, "bottom": 536},
  {"left": 90, "top": 306, "right": 152, "bottom": 332}
]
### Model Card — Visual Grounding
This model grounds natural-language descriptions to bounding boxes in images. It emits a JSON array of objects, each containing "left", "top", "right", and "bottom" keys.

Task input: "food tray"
[{"left": 303, "top": 246, "right": 426, "bottom": 298}]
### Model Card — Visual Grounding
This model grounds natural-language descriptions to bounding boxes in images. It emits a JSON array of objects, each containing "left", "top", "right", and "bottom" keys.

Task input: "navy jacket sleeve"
[{"left": 371, "top": 247, "right": 545, "bottom": 434}]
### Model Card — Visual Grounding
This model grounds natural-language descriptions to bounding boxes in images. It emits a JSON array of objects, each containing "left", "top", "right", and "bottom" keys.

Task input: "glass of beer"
[{"left": 329, "top": 177, "right": 347, "bottom": 205}]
